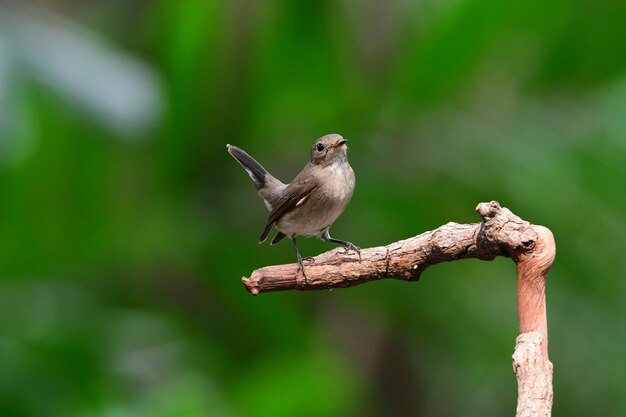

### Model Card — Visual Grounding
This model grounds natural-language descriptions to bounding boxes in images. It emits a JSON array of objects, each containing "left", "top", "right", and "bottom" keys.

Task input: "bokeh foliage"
[{"left": 1, "top": 0, "right": 625, "bottom": 416}]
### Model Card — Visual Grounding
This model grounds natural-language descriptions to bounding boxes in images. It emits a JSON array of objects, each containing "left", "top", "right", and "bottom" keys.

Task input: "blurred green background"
[{"left": 1, "top": 1, "right": 625, "bottom": 416}]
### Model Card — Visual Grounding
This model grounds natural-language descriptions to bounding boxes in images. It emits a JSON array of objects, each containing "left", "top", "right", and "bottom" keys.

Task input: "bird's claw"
[
  {"left": 296, "top": 257, "right": 310, "bottom": 283},
  {"left": 341, "top": 242, "right": 362, "bottom": 262}
]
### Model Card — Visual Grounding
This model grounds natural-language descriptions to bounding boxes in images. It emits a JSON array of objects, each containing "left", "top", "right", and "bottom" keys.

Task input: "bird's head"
[{"left": 309, "top": 134, "right": 348, "bottom": 166}]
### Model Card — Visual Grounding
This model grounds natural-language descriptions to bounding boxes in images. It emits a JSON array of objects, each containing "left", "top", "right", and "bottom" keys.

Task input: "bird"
[{"left": 227, "top": 134, "right": 360, "bottom": 278}]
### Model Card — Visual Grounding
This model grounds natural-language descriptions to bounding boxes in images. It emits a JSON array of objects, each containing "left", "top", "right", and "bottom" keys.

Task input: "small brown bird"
[{"left": 227, "top": 134, "right": 359, "bottom": 277}]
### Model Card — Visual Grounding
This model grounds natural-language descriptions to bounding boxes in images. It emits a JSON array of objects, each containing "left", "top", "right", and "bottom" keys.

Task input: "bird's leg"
[
  {"left": 291, "top": 237, "right": 312, "bottom": 282},
  {"left": 321, "top": 230, "right": 361, "bottom": 262}
]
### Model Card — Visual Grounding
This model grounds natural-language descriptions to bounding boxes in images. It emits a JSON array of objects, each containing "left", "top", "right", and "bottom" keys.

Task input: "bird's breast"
[
  {"left": 275, "top": 161, "right": 355, "bottom": 237},
  {"left": 322, "top": 161, "right": 355, "bottom": 201}
]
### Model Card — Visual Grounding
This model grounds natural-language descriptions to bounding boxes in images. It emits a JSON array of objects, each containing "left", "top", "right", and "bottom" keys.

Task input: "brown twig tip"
[
  {"left": 476, "top": 200, "right": 502, "bottom": 218},
  {"left": 242, "top": 277, "right": 259, "bottom": 295}
]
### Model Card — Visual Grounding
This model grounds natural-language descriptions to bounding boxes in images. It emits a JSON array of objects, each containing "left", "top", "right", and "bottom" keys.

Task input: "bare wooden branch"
[
  {"left": 244, "top": 201, "right": 542, "bottom": 295},
  {"left": 513, "top": 332, "right": 553, "bottom": 417},
  {"left": 241, "top": 200, "right": 555, "bottom": 417},
  {"left": 512, "top": 224, "right": 555, "bottom": 417}
]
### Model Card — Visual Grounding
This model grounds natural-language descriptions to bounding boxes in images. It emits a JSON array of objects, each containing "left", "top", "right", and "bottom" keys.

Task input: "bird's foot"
[
  {"left": 296, "top": 257, "right": 309, "bottom": 283},
  {"left": 341, "top": 242, "right": 362, "bottom": 262}
]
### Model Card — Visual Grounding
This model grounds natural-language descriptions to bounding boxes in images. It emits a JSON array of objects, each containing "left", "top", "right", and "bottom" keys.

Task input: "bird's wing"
[
  {"left": 270, "top": 231, "right": 287, "bottom": 245},
  {"left": 259, "top": 177, "right": 317, "bottom": 243}
]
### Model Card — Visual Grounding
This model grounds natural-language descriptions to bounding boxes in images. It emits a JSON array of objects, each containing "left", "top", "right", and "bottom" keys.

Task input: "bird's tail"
[
  {"left": 226, "top": 144, "right": 271, "bottom": 190},
  {"left": 227, "top": 144, "right": 286, "bottom": 212}
]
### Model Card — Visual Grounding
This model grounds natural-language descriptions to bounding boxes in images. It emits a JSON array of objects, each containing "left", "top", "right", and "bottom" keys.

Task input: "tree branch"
[
  {"left": 243, "top": 201, "right": 544, "bottom": 295},
  {"left": 241, "top": 200, "right": 555, "bottom": 417}
]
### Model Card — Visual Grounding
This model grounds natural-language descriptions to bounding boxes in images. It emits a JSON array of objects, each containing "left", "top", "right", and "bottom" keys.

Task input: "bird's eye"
[{"left": 316, "top": 143, "right": 324, "bottom": 152}]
